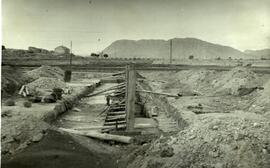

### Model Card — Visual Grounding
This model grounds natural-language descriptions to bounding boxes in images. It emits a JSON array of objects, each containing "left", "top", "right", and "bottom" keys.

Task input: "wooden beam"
[
  {"left": 69, "top": 125, "right": 126, "bottom": 130},
  {"left": 85, "top": 83, "right": 126, "bottom": 97},
  {"left": 137, "top": 89, "right": 179, "bottom": 98},
  {"left": 104, "top": 120, "right": 126, "bottom": 125},
  {"left": 112, "top": 71, "right": 125, "bottom": 76},
  {"left": 59, "top": 128, "right": 132, "bottom": 144},
  {"left": 107, "top": 111, "right": 126, "bottom": 116},
  {"left": 125, "top": 64, "right": 136, "bottom": 131},
  {"left": 106, "top": 115, "right": 126, "bottom": 121}
]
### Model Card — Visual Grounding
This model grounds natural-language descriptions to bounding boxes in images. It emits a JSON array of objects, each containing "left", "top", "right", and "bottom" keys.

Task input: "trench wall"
[{"left": 137, "top": 80, "right": 188, "bottom": 130}]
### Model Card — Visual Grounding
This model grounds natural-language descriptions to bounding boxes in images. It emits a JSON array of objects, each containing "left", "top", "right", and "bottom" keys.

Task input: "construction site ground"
[
  {"left": 124, "top": 69, "right": 270, "bottom": 168},
  {"left": 2, "top": 65, "right": 270, "bottom": 168}
]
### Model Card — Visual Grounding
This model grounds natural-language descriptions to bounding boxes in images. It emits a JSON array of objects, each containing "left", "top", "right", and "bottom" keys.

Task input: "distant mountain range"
[{"left": 103, "top": 38, "right": 269, "bottom": 60}]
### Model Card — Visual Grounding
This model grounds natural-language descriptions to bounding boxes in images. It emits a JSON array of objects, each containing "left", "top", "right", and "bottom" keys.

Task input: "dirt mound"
[
  {"left": 2, "top": 65, "right": 65, "bottom": 97},
  {"left": 26, "top": 77, "right": 66, "bottom": 94},
  {"left": 1, "top": 114, "right": 49, "bottom": 156},
  {"left": 126, "top": 116, "right": 270, "bottom": 168},
  {"left": 212, "top": 67, "right": 260, "bottom": 96},
  {"left": 249, "top": 80, "right": 270, "bottom": 114},
  {"left": 147, "top": 67, "right": 261, "bottom": 96},
  {"left": 26, "top": 65, "right": 64, "bottom": 81},
  {"left": 1, "top": 66, "right": 30, "bottom": 97},
  {"left": 160, "top": 70, "right": 218, "bottom": 95}
]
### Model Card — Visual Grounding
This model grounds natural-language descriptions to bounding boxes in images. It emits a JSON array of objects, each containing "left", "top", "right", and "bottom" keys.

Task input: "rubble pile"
[
  {"left": 148, "top": 67, "right": 261, "bottom": 96},
  {"left": 1, "top": 65, "right": 65, "bottom": 97},
  {"left": 126, "top": 117, "right": 270, "bottom": 168},
  {"left": 212, "top": 67, "right": 260, "bottom": 96},
  {"left": 1, "top": 66, "right": 30, "bottom": 97},
  {"left": 26, "top": 65, "right": 64, "bottom": 81},
  {"left": 249, "top": 79, "right": 270, "bottom": 114},
  {"left": 1, "top": 114, "right": 49, "bottom": 155},
  {"left": 159, "top": 69, "right": 219, "bottom": 95},
  {"left": 132, "top": 66, "right": 270, "bottom": 168},
  {"left": 26, "top": 77, "right": 66, "bottom": 94}
]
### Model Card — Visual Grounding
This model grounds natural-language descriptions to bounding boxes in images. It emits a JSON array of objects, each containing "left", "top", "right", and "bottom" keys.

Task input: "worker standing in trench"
[{"left": 106, "top": 94, "right": 111, "bottom": 106}]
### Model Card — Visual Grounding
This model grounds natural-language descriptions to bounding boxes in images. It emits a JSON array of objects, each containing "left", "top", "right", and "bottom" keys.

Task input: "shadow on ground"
[{"left": 2, "top": 130, "right": 119, "bottom": 168}]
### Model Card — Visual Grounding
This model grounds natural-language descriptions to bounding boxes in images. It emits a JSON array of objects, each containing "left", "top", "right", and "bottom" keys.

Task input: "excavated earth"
[
  {"left": 123, "top": 67, "right": 270, "bottom": 168},
  {"left": 2, "top": 66, "right": 270, "bottom": 168}
]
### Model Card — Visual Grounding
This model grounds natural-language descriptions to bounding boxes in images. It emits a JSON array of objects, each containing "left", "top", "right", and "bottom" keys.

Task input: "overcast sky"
[{"left": 2, "top": 0, "right": 270, "bottom": 55}]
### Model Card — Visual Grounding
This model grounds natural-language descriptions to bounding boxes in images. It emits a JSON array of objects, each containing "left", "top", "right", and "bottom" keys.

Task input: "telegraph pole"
[
  {"left": 169, "top": 39, "right": 172, "bottom": 64},
  {"left": 64, "top": 41, "right": 73, "bottom": 82},
  {"left": 69, "top": 41, "right": 73, "bottom": 66}
]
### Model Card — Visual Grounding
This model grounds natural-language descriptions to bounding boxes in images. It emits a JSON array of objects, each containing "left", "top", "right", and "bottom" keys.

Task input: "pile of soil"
[
  {"left": 2, "top": 65, "right": 65, "bottom": 97},
  {"left": 125, "top": 114, "right": 270, "bottom": 168},
  {"left": 133, "top": 68, "right": 270, "bottom": 168},
  {"left": 212, "top": 67, "right": 260, "bottom": 96},
  {"left": 161, "top": 70, "right": 218, "bottom": 95},
  {"left": 1, "top": 114, "right": 49, "bottom": 156},
  {"left": 150, "top": 67, "right": 261, "bottom": 96},
  {"left": 249, "top": 79, "right": 270, "bottom": 114},
  {"left": 1, "top": 66, "right": 30, "bottom": 97},
  {"left": 26, "top": 77, "right": 66, "bottom": 95},
  {"left": 26, "top": 65, "right": 64, "bottom": 81}
]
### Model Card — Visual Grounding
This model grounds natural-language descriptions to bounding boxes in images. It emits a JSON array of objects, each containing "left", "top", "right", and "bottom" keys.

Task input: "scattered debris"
[
  {"left": 213, "top": 67, "right": 260, "bottom": 96},
  {"left": 32, "top": 133, "right": 44, "bottom": 142},
  {"left": 18, "top": 85, "right": 30, "bottom": 97},
  {"left": 160, "top": 145, "right": 174, "bottom": 157},
  {"left": 26, "top": 77, "right": 66, "bottom": 95},
  {"left": 2, "top": 110, "right": 12, "bottom": 117},
  {"left": 23, "top": 101, "right": 32, "bottom": 108},
  {"left": 73, "top": 107, "right": 81, "bottom": 112},
  {"left": 4, "top": 99, "right": 16, "bottom": 106},
  {"left": 249, "top": 79, "right": 270, "bottom": 114}
]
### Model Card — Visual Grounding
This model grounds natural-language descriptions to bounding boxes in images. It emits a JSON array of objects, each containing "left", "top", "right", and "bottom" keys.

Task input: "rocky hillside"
[
  {"left": 244, "top": 49, "right": 270, "bottom": 60},
  {"left": 103, "top": 38, "right": 249, "bottom": 59}
]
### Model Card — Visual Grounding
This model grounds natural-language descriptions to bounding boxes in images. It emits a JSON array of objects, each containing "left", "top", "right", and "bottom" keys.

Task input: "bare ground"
[{"left": 125, "top": 68, "right": 270, "bottom": 168}]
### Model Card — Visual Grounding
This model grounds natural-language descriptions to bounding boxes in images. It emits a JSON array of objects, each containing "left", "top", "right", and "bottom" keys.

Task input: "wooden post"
[
  {"left": 169, "top": 39, "right": 172, "bottom": 64},
  {"left": 125, "top": 64, "right": 136, "bottom": 131},
  {"left": 69, "top": 41, "right": 73, "bottom": 67}
]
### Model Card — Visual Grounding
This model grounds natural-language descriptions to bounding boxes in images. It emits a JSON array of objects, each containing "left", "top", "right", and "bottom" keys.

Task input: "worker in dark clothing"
[
  {"left": 106, "top": 95, "right": 111, "bottom": 106},
  {"left": 43, "top": 88, "right": 64, "bottom": 103},
  {"left": 52, "top": 88, "right": 64, "bottom": 100}
]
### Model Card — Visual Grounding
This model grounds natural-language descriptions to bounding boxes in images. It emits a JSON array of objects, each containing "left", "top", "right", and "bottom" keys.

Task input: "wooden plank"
[
  {"left": 107, "top": 111, "right": 126, "bottom": 116},
  {"left": 105, "top": 117, "right": 126, "bottom": 122},
  {"left": 134, "top": 123, "right": 157, "bottom": 129},
  {"left": 70, "top": 125, "right": 126, "bottom": 130},
  {"left": 59, "top": 128, "right": 132, "bottom": 144},
  {"left": 137, "top": 89, "right": 179, "bottom": 97},
  {"left": 104, "top": 120, "right": 126, "bottom": 125},
  {"left": 19, "top": 85, "right": 25, "bottom": 95},
  {"left": 85, "top": 84, "right": 125, "bottom": 98},
  {"left": 112, "top": 71, "right": 125, "bottom": 76},
  {"left": 125, "top": 64, "right": 136, "bottom": 131},
  {"left": 109, "top": 107, "right": 125, "bottom": 111}
]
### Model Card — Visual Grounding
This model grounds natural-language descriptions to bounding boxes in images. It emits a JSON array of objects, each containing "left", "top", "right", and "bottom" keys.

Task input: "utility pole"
[
  {"left": 169, "top": 39, "right": 172, "bottom": 64},
  {"left": 69, "top": 41, "right": 73, "bottom": 67},
  {"left": 64, "top": 41, "right": 73, "bottom": 82}
]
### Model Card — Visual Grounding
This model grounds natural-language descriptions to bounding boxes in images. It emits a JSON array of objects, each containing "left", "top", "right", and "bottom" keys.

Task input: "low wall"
[{"left": 43, "top": 82, "right": 100, "bottom": 123}]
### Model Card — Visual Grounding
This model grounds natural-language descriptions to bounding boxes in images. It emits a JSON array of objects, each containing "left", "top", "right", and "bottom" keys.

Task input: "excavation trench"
[{"left": 2, "top": 80, "right": 186, "bottom": 168}]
